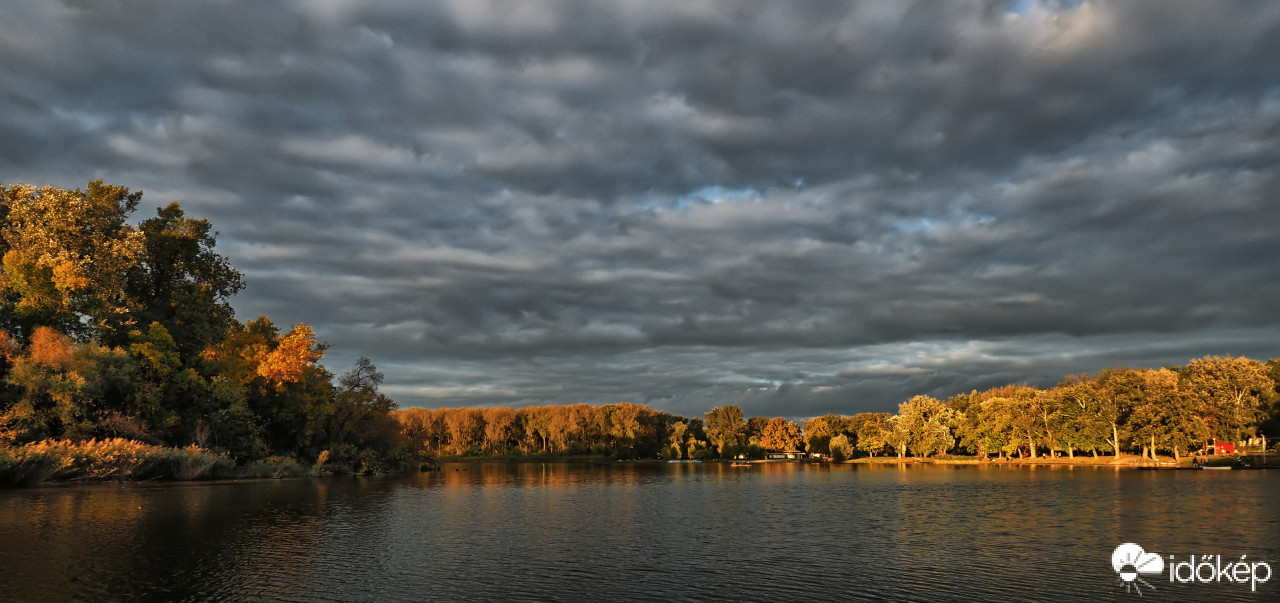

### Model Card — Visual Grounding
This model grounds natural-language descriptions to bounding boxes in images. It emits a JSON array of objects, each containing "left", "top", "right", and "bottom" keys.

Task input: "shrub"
[
  {"left": 142, "top": 445, "right": 231, "bottom": 480},
  {"left": 829, "top": 434, "right": 854, "bottom": 462},
  {"left": 238, "top": 455, "right": 307, "bottom": 478},
  {"left": 590, "top": 443, "right": 613, "bottom": 457}
]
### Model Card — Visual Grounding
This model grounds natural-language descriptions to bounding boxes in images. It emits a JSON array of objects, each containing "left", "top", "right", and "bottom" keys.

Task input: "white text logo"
[{"left": 1112, "top": 542, "right": 1273, "bottom": 595}]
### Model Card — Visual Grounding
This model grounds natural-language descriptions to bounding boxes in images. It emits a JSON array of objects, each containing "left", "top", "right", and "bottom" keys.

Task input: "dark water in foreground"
[{"left": 1, "top": 463, "right": 1277, "bottom": 602}]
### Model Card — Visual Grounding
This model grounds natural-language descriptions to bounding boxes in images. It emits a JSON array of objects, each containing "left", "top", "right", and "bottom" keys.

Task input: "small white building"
[{"left": 765, "top": 451, "right": 804, "bottom": 460}]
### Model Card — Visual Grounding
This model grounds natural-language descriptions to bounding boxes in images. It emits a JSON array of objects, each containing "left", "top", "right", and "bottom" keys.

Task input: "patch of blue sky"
[
  {"left": 629, "top": 185, "right": 764, "bottom": 212},
  {"left": 1007, "top": 0, "right": 1086, "bottom": 16},
  {"left": 51, "top": 105, "right": 113, "bottom": 134},
  {"left": 891, "top": 211, "right": 995, "bottom": 235}
]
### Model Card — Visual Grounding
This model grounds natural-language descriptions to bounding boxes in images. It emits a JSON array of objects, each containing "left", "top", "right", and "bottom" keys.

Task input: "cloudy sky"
[{"left": 2, "top": 1, "right": 1278, "bottom": 419}]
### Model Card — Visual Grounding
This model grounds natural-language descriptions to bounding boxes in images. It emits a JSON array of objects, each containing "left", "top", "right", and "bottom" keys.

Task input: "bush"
[
  {"left": 829, "top": 434, "right": 854, "bottom": 462},
  {"left": 590, "top": 443, "right": 612, "bottom": 456},
  {"left": 237, "top": 455, "right": 307, "bottom": 478},
  {"left": 142, "top": 445, "right": 233, "bottom": 480}
]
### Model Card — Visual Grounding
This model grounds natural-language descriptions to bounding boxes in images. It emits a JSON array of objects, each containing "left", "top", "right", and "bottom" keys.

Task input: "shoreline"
[{"left": 8, "top": 452, "right": 1276, "bottom": 489}]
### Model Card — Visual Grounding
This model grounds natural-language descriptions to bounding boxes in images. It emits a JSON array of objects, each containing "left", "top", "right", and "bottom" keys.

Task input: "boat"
[
  {"left": 731, "top": 461, "right": 752, "bottom": 467},
  {"left": 1200, "top": 466, "right": 1233, "bottom": 470}
]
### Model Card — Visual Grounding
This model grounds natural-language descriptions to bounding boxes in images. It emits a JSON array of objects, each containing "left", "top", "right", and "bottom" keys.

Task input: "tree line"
[
  {"left": 396, "top": 356, "right": 1280, "bottom": 462},
  {"left": 4, "top": 181, "right": 1276, "bottom": 473},
  {"left": 393, "top": 403, "right": 814, "bottom": 460},
  {"left": 869, "top": 357, "right": 1280, "bottom": 461},
  {"left": 0, "top": 181, "right": 402, "bottom": 472}
]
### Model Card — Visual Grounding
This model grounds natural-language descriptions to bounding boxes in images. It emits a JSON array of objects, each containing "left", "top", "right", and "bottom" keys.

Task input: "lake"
[{"left": 1, "top": 463, "right": 1277, "bottom": 602}]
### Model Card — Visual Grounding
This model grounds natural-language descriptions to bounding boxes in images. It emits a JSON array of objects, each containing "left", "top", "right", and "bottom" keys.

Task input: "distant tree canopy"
[
  {"left": 0, "top": 181, "right": 401, "bottom": 471},
  {"left": 393, "top": 354, "right": 1280, "bottom": 463}
]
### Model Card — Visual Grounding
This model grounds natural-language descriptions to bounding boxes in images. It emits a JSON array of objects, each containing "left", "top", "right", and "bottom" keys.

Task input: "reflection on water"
[{"left": 1, "top": 464, "right": 1276, "bottom": 602}]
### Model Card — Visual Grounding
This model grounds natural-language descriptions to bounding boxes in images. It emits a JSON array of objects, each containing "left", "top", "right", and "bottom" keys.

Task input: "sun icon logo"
[{"left": 1112, "top": 543, "right": 1165, "bottom": 595}]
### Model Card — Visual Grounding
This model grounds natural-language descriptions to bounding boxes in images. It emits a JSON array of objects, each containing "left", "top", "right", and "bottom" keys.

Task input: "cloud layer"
[{"left": 3, "top": 1, "right": 1278, "bottom": 417}]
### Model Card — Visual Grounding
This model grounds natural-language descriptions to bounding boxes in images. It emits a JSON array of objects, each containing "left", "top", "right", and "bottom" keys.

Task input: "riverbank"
[
  {"left": 839, "top": 453, "right": 1280, "bottom": 468},
  {"left": 0, "top": 438, "right": 324, "bottom": 488}
]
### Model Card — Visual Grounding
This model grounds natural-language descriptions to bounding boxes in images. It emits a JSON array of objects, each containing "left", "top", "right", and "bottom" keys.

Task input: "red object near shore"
[{"left": 1211, "top": 442, "right": 1235, "bottom": 455}]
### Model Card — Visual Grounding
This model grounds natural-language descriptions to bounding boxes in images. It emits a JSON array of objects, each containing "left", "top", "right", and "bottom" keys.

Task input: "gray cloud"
[{"left": 2, "top": 1, "right": 1278, "bottom": 418}]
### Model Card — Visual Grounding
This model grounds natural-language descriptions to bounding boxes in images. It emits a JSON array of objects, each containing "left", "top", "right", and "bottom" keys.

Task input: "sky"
[{"left": 2, "top": 1, "right": 1278, "bottom": 419}]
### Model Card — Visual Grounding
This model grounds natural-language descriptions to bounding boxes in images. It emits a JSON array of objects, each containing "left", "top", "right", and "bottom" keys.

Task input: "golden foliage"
[
  {"left": 0, "top": 182, "right": 144, "bottom": 317},
  {"left": 0, "top": 438, "right": 227, "bottom": 485},
  {"left": 255, "top": 324, "right": 323, "bottom": 385},
  {"left": 759, "top": 417, "right": 803, "bottom": 452},
  {"left": 27, "top": 326, "right": 76, "bottom": 369}
]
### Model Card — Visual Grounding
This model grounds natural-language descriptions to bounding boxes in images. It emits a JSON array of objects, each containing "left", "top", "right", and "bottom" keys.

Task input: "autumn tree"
[
  {"left": 1092, "top": 369, "right": 1143, "bottom": 458},
  {"left": 0, "top": 181, "right": 144, "bottom": 339},
  {"left": 704, "top": 405, "right": 746, "bottom": 457},
  {"left": 896, "top": 395, "right": 955, "bottom": 457},
  {"left": 759, "top": 417, "right": 802, "bottom": 452},
  {"left": 885, "top": 415, "right": 910, "bottom": 459},
  {"left": 483, "top": 406, "right": 517, "bottom": 453},
  {"left": 444, "top": 408, "right": 484, "bottom": 455},
  {"left": 1, "top": 327, "right": 97, "bottom": 442},
  {"left": 667, "top": 421, "right": 689, "bottom": 459},
  {"left": 1180, "top": 355, "right": 1271, "bottom": 443},
  {"left": 201, "top": 317, "right": 333, "bottom": 456},
  {"left": 1046, "top": 377, "right": 1112, "bottom": 458},
  {"left": 802, "top": 414, "right": 849, "bottom": 456},
  {"left": 855, "top": 413, "right": 890, "bottom": 457}
]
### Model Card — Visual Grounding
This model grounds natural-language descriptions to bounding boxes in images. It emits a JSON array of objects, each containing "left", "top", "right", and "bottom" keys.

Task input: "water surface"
[{"left": 1, "top": 463, "right": 1276, "bottom": 602}]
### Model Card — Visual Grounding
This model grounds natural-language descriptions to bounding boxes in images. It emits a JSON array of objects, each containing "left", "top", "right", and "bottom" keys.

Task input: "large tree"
[
  {"left": 703, "top": 404, "right": 746, "bottom": 457},
  {"left": 0, "top": 181, "right": 144, "bottom": 340},
  {"left": 896, "top": 395, "right": 955, "bottom": 457},
  {"left": 759, "top": 417, "right": 802, "bottom": 452},
  {"left": 1180, "top": 356, "right": 1271, "bottom": 443},
  {"left": 121, "top": 202, "right": 244, "bottom": 359}
]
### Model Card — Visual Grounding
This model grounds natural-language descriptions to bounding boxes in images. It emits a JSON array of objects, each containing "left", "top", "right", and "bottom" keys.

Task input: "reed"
[{"left": 0, "top": 438, "right": 230, "bottom": 486}]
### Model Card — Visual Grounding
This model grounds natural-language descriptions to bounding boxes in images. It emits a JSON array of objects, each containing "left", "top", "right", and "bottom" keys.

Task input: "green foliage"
[
  {"left": 236, "top": 455, "right": 308, "bottom": 479},
  {"left": 122, "top": 203, "right": 243, "bottom": 358},
  {"left": 896, "top": 395, "right": 954, "bottom": 457},
  {"left": 855, "top": 414, "right": 890, "bottom": 457},
  {"left": 0, "top": 181, "right": 143, "bottom": 339},
  {"left": 691, "top": 447, "right": 717, "bottom": 460},
  {"left": 802, "top": 414, "right": 847, "bottom": 456},
  {"left": 704, "top": 405, "right": 746, "bottom": 457},
  {"left": 828, "top": 433, "right": 853, "bottom": 461}
]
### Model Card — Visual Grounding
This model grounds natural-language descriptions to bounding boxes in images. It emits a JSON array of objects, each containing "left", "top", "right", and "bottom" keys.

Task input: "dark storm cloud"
[{"left": 2, "top": 1, "right": 1278, "bottom": 417}]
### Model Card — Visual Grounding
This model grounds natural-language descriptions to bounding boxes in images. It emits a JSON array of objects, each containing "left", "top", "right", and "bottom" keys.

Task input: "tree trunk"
[
  {"left": 1150, "top": 435, "right": 1157, "bottom": 460},
  {"left": 1068, "top": 447, "right": 1074, "bottom": 459},
  {"left": 1028, "top": 435, "right": 1037, "bottom": 459},
  {"left": 1091, "top": 449, "right": 1097, "bottom": 458},
  {"left": 1112, "top": 424, "right": 1121, "bottom": 458},
  {"left": 1173, "top": 447, "right": 1180, "bottom": 462}
]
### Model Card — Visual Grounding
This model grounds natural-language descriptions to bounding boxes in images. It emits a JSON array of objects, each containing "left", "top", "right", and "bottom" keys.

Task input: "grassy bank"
[{"left": 0, "top": 439, "right": 322, "bottom": 487}]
